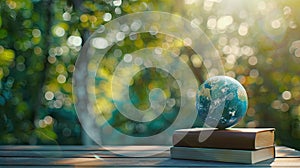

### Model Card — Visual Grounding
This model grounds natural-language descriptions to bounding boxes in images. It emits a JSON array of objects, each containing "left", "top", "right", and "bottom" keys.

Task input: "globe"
[{"left": 195, "top": 76, "right": 248, "bottom": 129}]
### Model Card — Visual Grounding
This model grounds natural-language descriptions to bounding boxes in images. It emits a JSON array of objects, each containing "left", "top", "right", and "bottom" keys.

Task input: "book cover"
[
  {"left": 170, "top": 146, "right": 275, "bottom": 164},
  {"left": 173, "top": 128, "right": 275, "bottom": 150}
]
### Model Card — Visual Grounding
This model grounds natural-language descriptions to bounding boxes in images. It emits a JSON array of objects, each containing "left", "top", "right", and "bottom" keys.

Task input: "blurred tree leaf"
[
  {"left": 0, "top": 49, "right": 15, "bottom": 66},
  {"left": 0, "top": 15, "right": 2, "bottom": 28}
]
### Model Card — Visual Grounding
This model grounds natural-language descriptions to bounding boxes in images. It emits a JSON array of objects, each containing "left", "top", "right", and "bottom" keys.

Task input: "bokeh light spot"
[
  {"left": 80, "top": 14, "right": 89, "bottom": 22},
  {"left": 48, "top": 56, "right": 56, "bottom": 64},
  {"left": 44, "top": 116, "right": 53, "bottom": 125},
  {"left": 92, "top": 37, "right": 108, "bottom": 49},
  {"left": 115, "top": 7, "right": 122, "bottom": 15},
  {"left": 103, "top": 13, "right": 112, "bottom": 22},
  {"left": 238, "top": 23, "right": 248, "bottom": 36},
  {"left": 124, "top": 54, "right": 132, "bottom": 63},
  {"left": 282, "top": 91, "right": 292, "bottom": 100},
  {"left": 54, "top": 100, "right": 63, "bottom": 108},
  {"left": 249, "top": 69, "right": 259, "bottom": 78},
  {"left": 226, "top": 54, "right": 236, "bottom": 64},
  {"left": 67, "top": 35, "right": 82, "bottom": 47},
  {"left": 271, "top": 19, "right": 281, "bottom": 29},
  {"left": 280, "top": 103, "right": 289, "bottom": 112},
  {"left": 295, "top": 48, "right": 300, "bottom": 58},
  {"left": 57, "top": 74, "right": 67, "bottom": 84},
  {"left": 207, "top": 16, "right": 217, "bottom": 29},
  {"left": 191, "top": 54, "right": 202, "bottom": 68},
  {"left": 113, "top": 0, "right": 122, "bottom": 6},
  {"left": 248, "top": 56, "right": 258, "bottom": 66},
  {"left": 32, "top": 29, "right": 41, "bottom": 38},
  {"left": 63, "top": 12, "right": 71, "bottom": 21},
  {"left": 45, "top": 91, "right": 54, "bottom": 101},
  {"left": 53, "top": 26, "right": 65, "bottom": 37},
  {"left": 283, "top": 6, "right": 292, "bottom": 15},
  {"left": 217, "top": 15, "right": 233, "bottom": 30},
  {"left": 272, "top": 100, "right": 282, "bottom": 110}
]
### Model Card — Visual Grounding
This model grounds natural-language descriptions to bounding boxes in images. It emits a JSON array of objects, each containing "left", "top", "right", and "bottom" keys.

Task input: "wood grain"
[{"left": 0, "top": 146, "right": 299, "bottom": 167}]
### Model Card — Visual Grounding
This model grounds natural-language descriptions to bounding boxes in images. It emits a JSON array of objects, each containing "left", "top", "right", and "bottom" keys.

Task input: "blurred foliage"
[{"left": 0, "top": 0, "right": 299, "bottom": 149}]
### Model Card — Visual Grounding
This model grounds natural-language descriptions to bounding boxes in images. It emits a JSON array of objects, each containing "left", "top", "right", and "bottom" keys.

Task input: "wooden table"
[{"left": 0, "top": 145, "right": 299, "bottom": 167}]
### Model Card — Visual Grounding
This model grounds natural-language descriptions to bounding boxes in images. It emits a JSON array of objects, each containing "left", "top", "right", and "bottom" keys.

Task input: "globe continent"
[{"left": 195, "top": 76, "right": 248, "bottom": 129}]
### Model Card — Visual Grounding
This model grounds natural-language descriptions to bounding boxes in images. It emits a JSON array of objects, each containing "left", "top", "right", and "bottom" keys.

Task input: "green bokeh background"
[{"left": 0, "top": 0, "right": 299, "bottom": 150}]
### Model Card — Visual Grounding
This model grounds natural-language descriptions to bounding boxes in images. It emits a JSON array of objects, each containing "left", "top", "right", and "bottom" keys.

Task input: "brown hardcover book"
[
  {"left": 170, "top": 146, "right": 275, "bottom": 164},
  {"left": 173, "top": 128, "right": 275, "bottom": 150}
]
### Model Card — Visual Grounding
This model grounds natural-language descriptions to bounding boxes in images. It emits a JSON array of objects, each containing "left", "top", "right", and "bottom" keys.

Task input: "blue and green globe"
[{"left": 195, "top": 76, "right": 248, "bottom": 129}]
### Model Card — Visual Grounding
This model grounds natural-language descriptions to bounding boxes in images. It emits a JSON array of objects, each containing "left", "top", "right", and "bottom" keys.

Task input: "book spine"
[
  {"left": 170, "top": 147, "right": 254, "bottom": 164},
  {"left": 170, "top": 146, "right": 275, "bottom": 164},
  {"left": 173, "top": 132, "right": 256, "bottom": 150}
]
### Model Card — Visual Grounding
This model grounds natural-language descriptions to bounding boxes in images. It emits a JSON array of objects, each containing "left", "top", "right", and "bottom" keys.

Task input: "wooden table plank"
[
  {"left": 0, "top": 146, "right": 298, "bottom": 157},
  {"left": 275, "top": 146, "right": 300, "bottom": 158},
  {"left": 0, "top": 145, "right": 169, "bottom": 151},
  {"left": 0, "top": 150, "right": 169, "bottom": 158},
  {"left": 0, "top": 157, "right": 300, "bottom": 167},
  {"left": 0, "top": 146, "right": 299, "bottom": 167}
]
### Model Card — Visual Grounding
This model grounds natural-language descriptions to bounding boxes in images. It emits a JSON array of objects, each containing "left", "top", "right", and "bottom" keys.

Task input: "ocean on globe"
[{"left": 195, "top": 76, "right": 248, "bottom": 129}]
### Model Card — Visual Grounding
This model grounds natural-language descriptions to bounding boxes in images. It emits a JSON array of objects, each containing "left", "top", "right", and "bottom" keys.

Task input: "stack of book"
[{"left": 170, "top": 128, "right": 275, "bottom": 164}]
